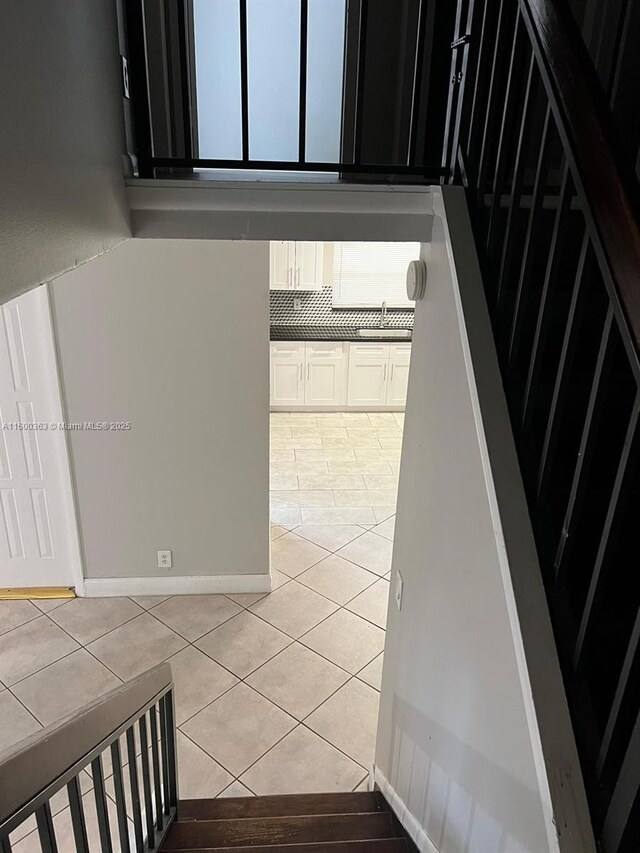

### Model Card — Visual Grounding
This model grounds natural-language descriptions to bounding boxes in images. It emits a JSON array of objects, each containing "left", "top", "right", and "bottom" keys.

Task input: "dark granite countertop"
[{"left": 270, "top": 324, "right": 412, "bottom": 342}]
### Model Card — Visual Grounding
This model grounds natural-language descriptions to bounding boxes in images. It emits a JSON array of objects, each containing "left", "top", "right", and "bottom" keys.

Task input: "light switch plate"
[{"left": 395, "top": 570, "right": 404, "bottom": 611}]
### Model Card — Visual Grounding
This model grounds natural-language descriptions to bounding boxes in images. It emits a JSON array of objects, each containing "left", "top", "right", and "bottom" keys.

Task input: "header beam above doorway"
[{"left": 125, "top": 180, "right": 435, "bottom": 243}]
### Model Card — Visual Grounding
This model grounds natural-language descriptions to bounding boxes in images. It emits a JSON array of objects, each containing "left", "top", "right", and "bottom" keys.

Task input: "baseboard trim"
[
  {"left": 373, "top": 766, "right": 439, "bottom": 853},
  {"left": 82, "top": 573, "right": 272, "bottom": 598}
]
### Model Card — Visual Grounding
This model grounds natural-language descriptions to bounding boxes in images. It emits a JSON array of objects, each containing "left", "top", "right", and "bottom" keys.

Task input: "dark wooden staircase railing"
[{"left": 443, "top": 1, "right": 640, "bottom": 851}]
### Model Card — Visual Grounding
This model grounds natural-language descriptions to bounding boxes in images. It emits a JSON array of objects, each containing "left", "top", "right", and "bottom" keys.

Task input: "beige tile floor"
[{"left": 0, "top": 412, "right": 401, "bottom": 845}]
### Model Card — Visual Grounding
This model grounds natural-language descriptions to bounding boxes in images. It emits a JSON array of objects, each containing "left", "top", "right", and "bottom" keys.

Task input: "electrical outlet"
[
  {"left": 293, "top": 297, "right": 303, "bottom": 311},
  {"left": 157, "top": 550, "right": 172, "bottom": 569},
  {"left": 395, "top": 570, "right": 404, "bottom": 611}
]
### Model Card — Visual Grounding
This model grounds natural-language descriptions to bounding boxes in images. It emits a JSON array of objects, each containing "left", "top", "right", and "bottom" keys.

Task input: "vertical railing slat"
[
  {"left": 110, "top": 740, "right": 131, "bottom": 853},
  {"left": 465, "top": 0, "right": 496, "bottom": 182},
  {"left": 239, "top": 0, "right": 249, "bottom": 163},
  {"left": 485, "top": 10, "right": 527, "bottom": 264},
  {"left": 163, "top": 691, "right": 179, "bottom": 812},
  {"left": 177, "top": 0, "right": 193, "bottom": 162},
  {"left": 139, "top": 714, "right": 156, "bottom": 845},
  {"left": 476, "top": 0, "right": 509, "bottom": 202},
  {"left": 573, "top": 396, "right": 640, "bottom": 670},
  {"left": 407, "top": 0, "right": 427, "bottom": 168},
  {"left": 159, "top": 698, "right": 171, "bottom": 816},
  {"left": 602, "top": 708, "right": 640, "bottom": 852},
  {"left": 447, "top": 0, "right": 478, "bottom": 182},
  {"left": 91, "top": 756, "right": 113, "bottom": 853},
  {"left": 520, "top": 162, "right": 575, "bottom": 436},
  {"left": 494, "top": 50, "right": 537, "bottom": 314},
  {"left": 298, "top": 0, "right": 308, "bottom": 165},
  {"left": 149, "top": 704, "right": 164, "bottom": 831},
  {"left": 126, "top": 727, "right": 144, "bottom": 851},
  {"left": 353, "top": 0, "right": 369, "bottom": 166},
  {"left": 525, "top": 233, "right": 589, "bottom": 504},
  {"left": 598, "top": 608, "right": 640, "bottom": 783},
  {"left": 551, "top": 308, "right": 616, "bottom": 583},
  {"left": 35, "top": 804, "right": 58, "bottom": 853},
  {"left": 507, "top": 105, "right": 551, "bottom": 366},
  {"left": 441, "top": 0, "right": 467, "bottom": 175},
  {"left": 67, "top": 775, "right": 90, "bottom": 853}
]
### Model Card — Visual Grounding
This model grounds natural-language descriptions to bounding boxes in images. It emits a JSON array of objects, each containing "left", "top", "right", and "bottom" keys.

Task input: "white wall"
[
  {"left": 375, "top": 188, "right": 595, "bottom": 853},
  {"left": 0, "top": 0, "right": 130, "bottom": 305},
  {"left": 49, "top": 239, "right": 270, "bottom": 593}
]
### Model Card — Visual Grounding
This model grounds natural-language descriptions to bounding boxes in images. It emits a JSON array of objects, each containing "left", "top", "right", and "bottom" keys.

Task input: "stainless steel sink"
[{"left": 357, "top": 328, "right": 412, "bottom": 339}]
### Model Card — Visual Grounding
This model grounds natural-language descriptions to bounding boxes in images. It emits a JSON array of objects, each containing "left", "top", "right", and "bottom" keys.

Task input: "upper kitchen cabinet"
[{"left": 269, "top": 241, "right": 323, "bottom": 291}]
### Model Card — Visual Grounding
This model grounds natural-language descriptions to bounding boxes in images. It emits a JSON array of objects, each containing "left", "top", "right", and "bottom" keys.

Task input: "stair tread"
[
  {"left": 163, "top": 813, "right": 397, "bottom": 849},
  {"left": 179, "top": 792, "right": 385, "bottom": 821},
  {"left": 160, "top": 841, "right": 408, "bottom": 853}
]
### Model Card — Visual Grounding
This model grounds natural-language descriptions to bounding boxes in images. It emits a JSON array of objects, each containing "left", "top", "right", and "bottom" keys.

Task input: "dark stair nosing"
[
  {"left": 160, "top": 841, "right": 409, "bottom": 853},
  {"left": 162, "top": 812, "right": 397, "bottom": 849},
  {"left": 178, "top": 793, "right": 385, "bottom": 822}
]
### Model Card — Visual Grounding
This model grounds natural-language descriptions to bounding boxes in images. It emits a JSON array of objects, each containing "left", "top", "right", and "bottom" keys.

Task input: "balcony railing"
[{"left": 124, "top": 0, "right": 449, "bottom": 182}]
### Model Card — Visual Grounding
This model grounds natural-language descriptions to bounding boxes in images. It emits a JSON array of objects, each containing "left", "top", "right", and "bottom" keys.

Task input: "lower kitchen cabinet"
[
  {"left": 346, "top": 344, "right": 390, "bottom": 407},
  {"left": 305, "top": 342, "right": 347, "bottom": 407},
  {"left": 270, "top": 342, "right": 305, "bottom": 407},
  {"left": 270, "top": 340, "right": 411, "bottom": 409},
  {"left": 385, "top": 344, "right": 411, "bottom": 406}
]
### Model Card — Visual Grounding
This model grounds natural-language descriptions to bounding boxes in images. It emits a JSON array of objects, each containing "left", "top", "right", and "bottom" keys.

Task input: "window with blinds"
[{"left": 331, "top": 242, "right": 421, "bottom": 308}]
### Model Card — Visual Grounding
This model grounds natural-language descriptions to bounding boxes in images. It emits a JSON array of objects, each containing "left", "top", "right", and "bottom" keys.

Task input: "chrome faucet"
[{"left": 380, "top": 301, "right": 388, "bottom": 328}]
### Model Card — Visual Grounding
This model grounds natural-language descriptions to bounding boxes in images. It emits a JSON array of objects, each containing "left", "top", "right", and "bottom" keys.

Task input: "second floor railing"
[
  {"left": 124, "top": 0, "right": 449, "bottom": 182},
  {"left": 0, "top": 663, "right": 178, "bottom": 853},
  {"left": 444, "top": 1, "right": 640, "bottom": 851}
]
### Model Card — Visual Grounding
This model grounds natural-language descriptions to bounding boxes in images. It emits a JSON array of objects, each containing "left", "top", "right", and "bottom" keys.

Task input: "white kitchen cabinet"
[
  {"left": 270, "top": 241, "right": 294, "bottom": 289},
  {"left": 269, "top": 242, "right": 323, "bottom": 291},
  {"left": 270, "top": 342, "right": 305, "bottom": 406},
  {"left": 304, "top": 342, "right": 347, "bottom": 407},
  {"left": 347, "top": 343, "right": 390, "bottom": 407},
  {"left": 270, "top": 340, "right": 411, "bottom": 410},
  {"left": 295, "top": 242, "right": 324, "bottom": 289},
  {"left": 386, "top": 344, "right": 411, "bottom": 406}
]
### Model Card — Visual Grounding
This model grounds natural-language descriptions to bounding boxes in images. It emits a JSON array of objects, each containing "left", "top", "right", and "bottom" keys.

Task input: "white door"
[
  {"left": 270, "top": 241, "right": 294, "bottom": 289},
  {"left": 305, "top": 342, "right": 346, "bottom": 406},
  {"left": 347, "top": 344, "right": 390, "bottom": 406},
  {"left": 0, "top": 286, "right": 82, "bottom": 588},
  {"left": 386, "top": 345, "right": 412, "bottom": 407},
  {"left": 294, "top": 242, "right": 323, "bottom": 291},
  {"left": 270, "top": 343, "right": 305, "bottom": 406}
]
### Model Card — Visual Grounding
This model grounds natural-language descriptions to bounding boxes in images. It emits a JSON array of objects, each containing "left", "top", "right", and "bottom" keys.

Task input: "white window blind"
[{"left": 332, "top": 242, "right": 421, "bottom": 307}]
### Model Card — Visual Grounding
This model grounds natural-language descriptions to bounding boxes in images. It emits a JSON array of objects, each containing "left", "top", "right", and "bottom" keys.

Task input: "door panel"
[{"left": 0, "top": 287, "right": 81, "bottom": 587}]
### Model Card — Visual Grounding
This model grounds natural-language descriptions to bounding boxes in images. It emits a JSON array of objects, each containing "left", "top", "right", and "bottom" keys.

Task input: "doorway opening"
[{"left": 262, "top": 239, "right": 417, "bottom": 789}]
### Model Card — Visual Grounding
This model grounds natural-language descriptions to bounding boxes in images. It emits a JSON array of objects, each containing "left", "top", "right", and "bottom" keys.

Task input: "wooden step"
[
  {"left": 160, "top": 842, "right": 408, "bottom": 853},
  {"left": 162, "top": 812, "right": 398, "bottom": 849},
  {"left": 179, "top": 792, "right": 385, "bottom": 822}
]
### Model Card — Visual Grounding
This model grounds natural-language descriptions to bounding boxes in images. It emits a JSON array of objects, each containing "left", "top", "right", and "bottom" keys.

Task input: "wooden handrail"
[
  {"left": 518, "top": 0, "right": 640, "bottom": 351},
  {"left": 0, "top": 662, "right": 173, "bottom": 827}
]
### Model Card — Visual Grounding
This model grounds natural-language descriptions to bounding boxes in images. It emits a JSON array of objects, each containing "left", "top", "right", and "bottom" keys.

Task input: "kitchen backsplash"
[{"left": 270, "top": 285, "right": 414, "bottom": 328}]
